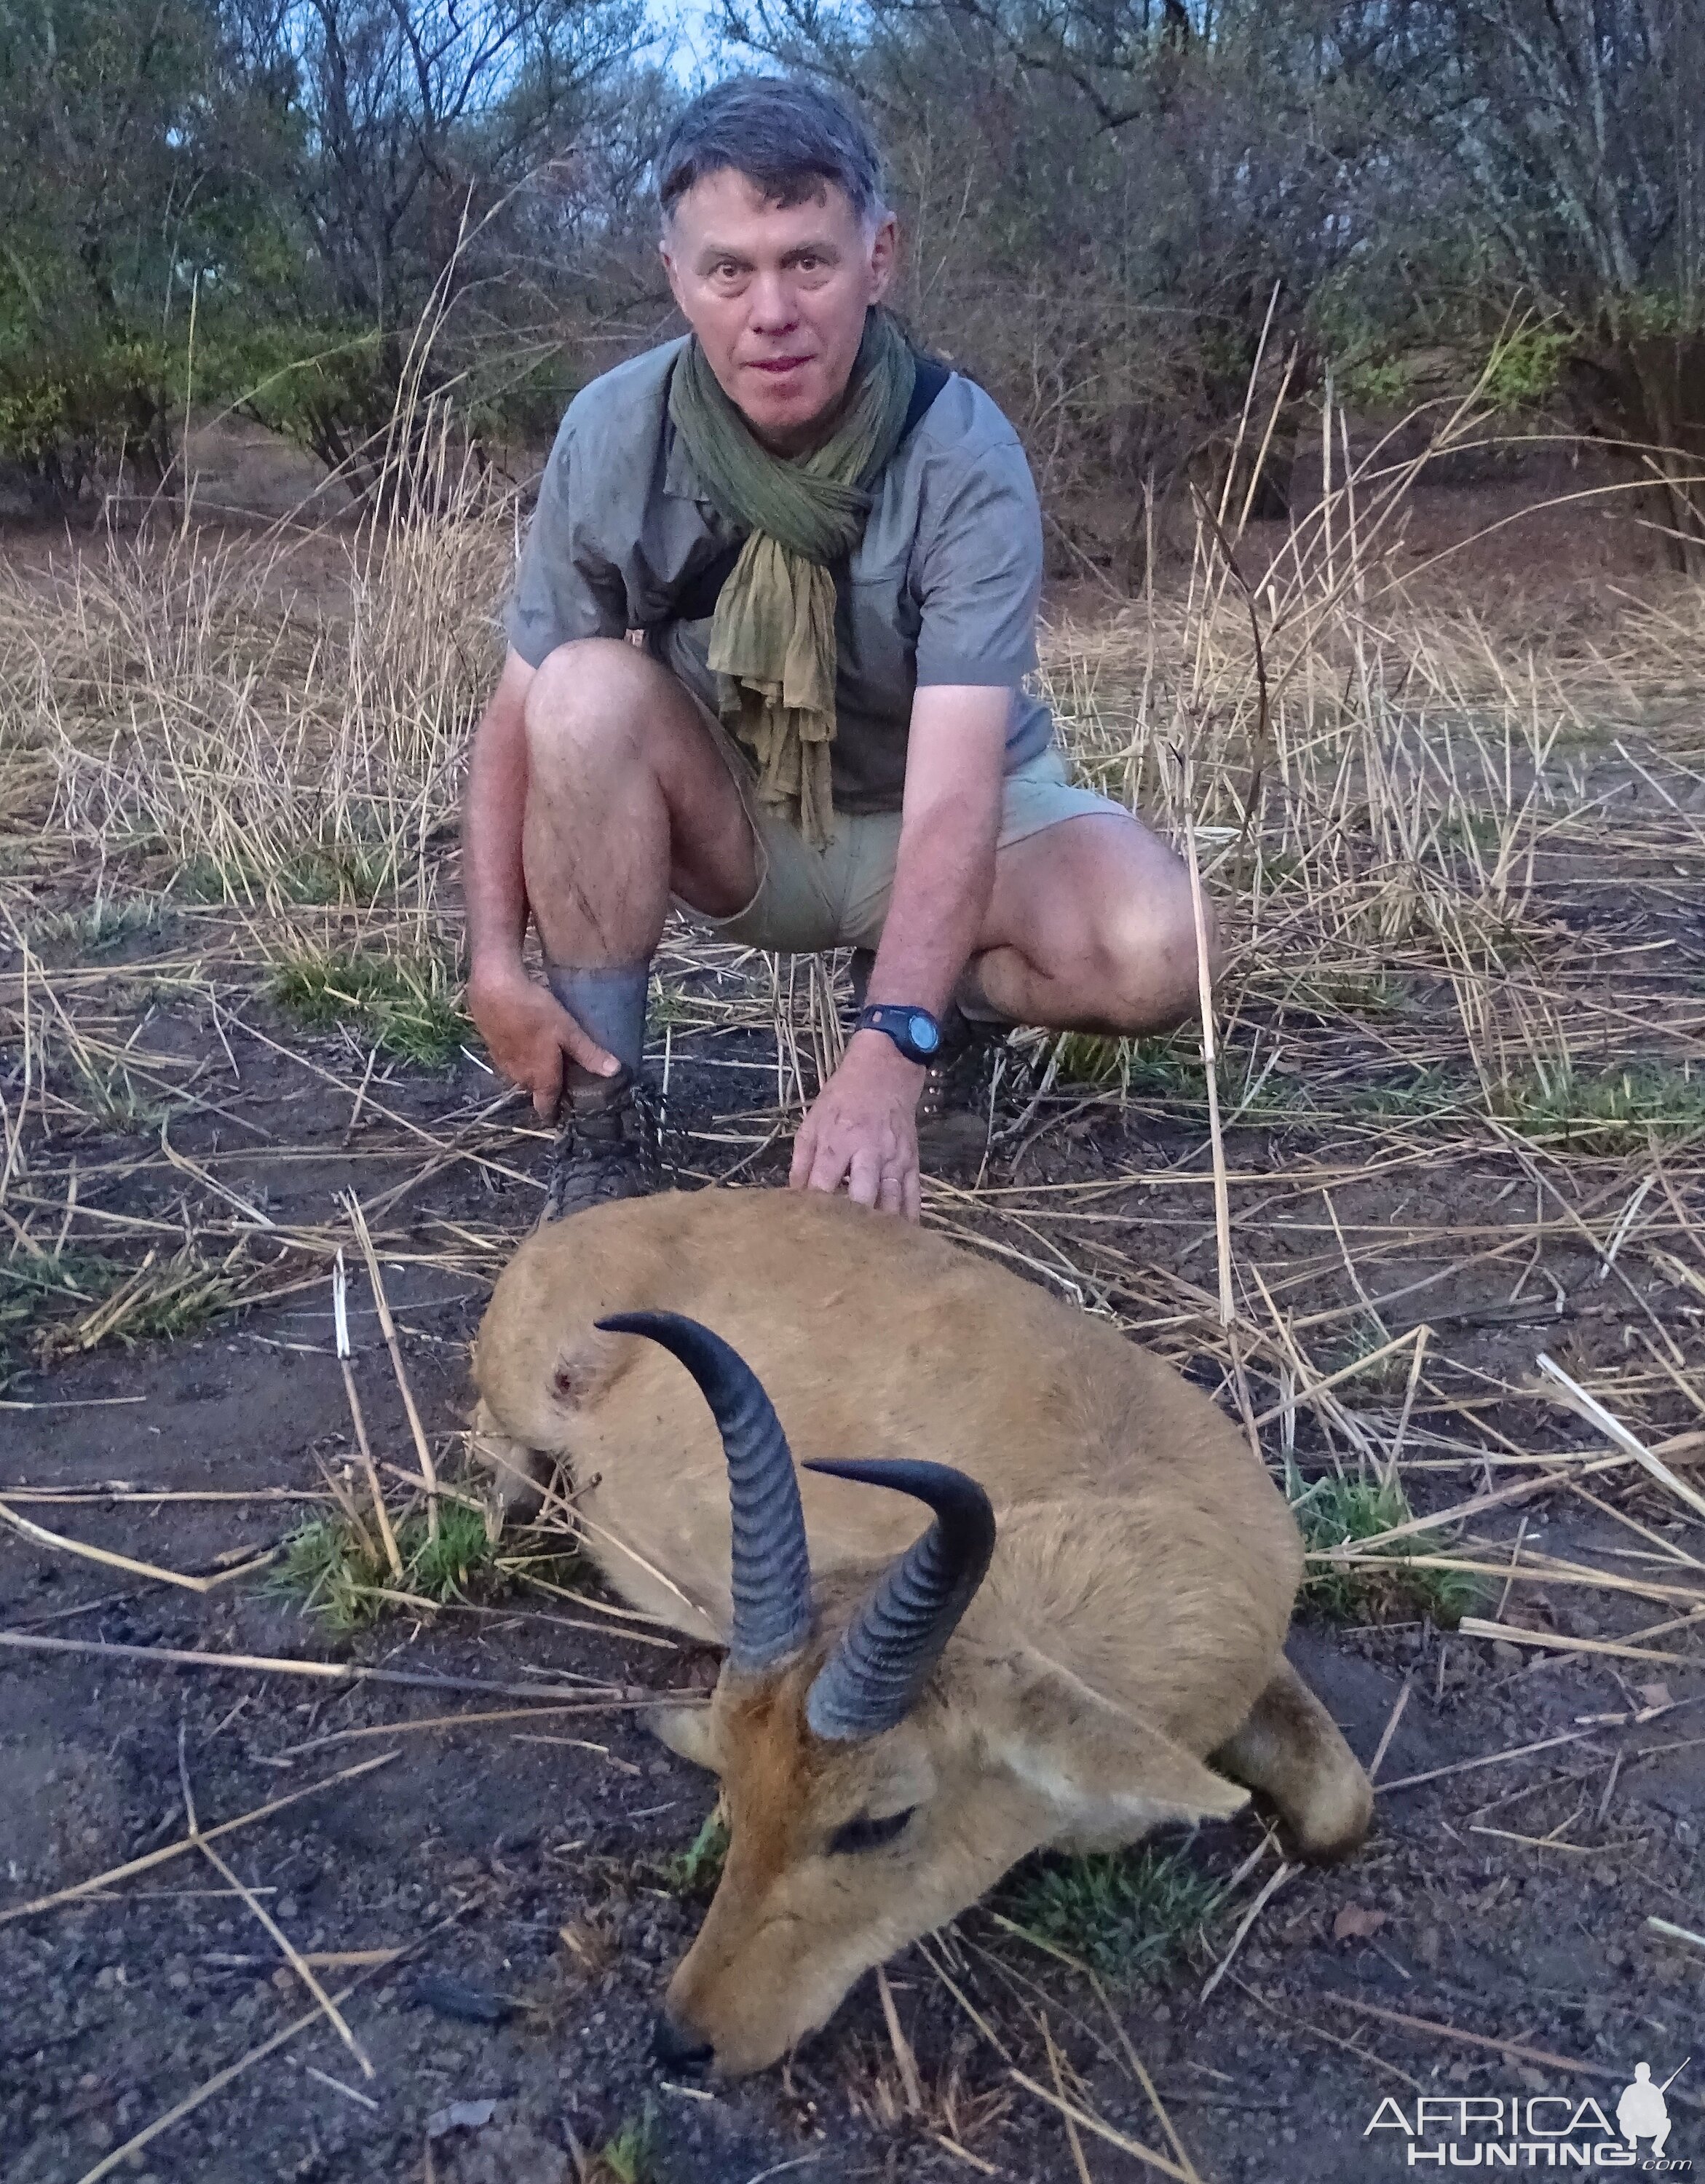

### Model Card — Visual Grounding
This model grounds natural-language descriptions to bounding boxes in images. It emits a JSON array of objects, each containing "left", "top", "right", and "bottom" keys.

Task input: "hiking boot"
[
  {"left": 845, "top": 950, "right": 1014, "bottom": 1171},
  {"left": 916, "top": 1012, "right": 1010, "bottom": 1169},
  {"left": 542, "top": 1068, "right": 662, "bottom": 1222}
]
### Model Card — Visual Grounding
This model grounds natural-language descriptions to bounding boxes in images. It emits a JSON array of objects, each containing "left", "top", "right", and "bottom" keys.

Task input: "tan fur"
[{"left": 472, "top": 1188, "right": 1371, "bottom": 2073}]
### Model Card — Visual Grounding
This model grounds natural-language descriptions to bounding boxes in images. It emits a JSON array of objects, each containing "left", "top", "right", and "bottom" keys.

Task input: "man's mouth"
[{"left": 747, "top": 355, "right": 814, "bottom": 380}]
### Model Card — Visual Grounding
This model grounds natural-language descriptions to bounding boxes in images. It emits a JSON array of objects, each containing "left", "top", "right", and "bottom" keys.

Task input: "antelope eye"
[{"left": 828, "top": 1807, "right": 916, "bottom": 1856}]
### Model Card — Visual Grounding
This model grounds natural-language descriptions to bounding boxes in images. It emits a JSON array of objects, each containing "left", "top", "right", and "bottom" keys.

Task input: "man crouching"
[{"left": 462, "top": 74, "right": 1216, "bottom": 1222}]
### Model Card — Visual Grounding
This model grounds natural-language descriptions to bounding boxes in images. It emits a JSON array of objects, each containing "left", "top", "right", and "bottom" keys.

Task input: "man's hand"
[
  {"left": 791, "top": 1029, "right": 924, "bottom": 1219},
  {"left": 468, "top": 968, "right": 618, "bottom": 1121}
]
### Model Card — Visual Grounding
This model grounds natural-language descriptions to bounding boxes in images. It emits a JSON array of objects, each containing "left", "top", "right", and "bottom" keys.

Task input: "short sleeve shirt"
[{"left": 501, "top": 336, "right": 1055, "bottom": 814}]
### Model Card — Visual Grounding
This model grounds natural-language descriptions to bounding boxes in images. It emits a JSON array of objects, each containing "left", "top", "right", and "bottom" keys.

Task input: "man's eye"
[{"left": 828, "top": 1808, "right": 916, "bottom": 1856}]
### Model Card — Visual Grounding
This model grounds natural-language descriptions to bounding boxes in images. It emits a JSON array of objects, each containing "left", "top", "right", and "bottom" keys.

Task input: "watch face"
[{"left": 909, "top": 1012, "right": 941, "bottom": 1055}]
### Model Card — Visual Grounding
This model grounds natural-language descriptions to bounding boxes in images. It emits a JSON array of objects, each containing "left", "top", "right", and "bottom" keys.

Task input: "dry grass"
[{"left": 3, "top": 368, "right": 1705, "bottom": 2177}]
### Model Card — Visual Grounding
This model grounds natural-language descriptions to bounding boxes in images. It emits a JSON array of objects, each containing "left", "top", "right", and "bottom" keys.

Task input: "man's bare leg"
[
  {"left": 518, "top": 638, "right": 756, "bottom": 1211},
  {"left": 521, "top": 637, "right": 757, "bottom": 970},
  {"left": 965, "top": 809, "right": 1217, "bottom": 1034}
]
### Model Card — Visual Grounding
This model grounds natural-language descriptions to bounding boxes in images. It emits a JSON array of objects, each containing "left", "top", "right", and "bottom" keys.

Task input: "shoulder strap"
[{"left": 666, "top": 355, "right": 954, "bottom": 625}]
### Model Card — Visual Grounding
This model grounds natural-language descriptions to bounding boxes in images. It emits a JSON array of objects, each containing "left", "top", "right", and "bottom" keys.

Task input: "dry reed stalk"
[
  {"left": 0, "top": 1494, "right": 272, "bottom": 1594},
  {"left": 0, "top": 1629, "right": 643, "bottom": 1702},
  {"left": 1199, "top": 1860, "right": 1293, "bottom": 2003},
  {"left": 1366, "top": 1682, "right": 1411, "bottom": 1782},
  {"left": 1536, "top": 1353, "right": 1705, "bottom": 1524},
  {"left": 1044, "top": 2030, "right": 1096, "bottom": 2184},
  {"left": 343, "top": 1189, "right": 439, "bottom": 1537},
  {"left": 194, "top": 1835, "right": 373, "bottom": 2074},
  {"left": 0, "top": 1752, "right": 398, "bottom": 1923},
  {"left": 875, "top": 1964, "right": 923, "bottom": 2115},
  {"left": 1457, "top": 1617, "right": 1702, "bottom": 1669},
  {"left": 331, "top": 1246, "right": 403, "bottom": 1578},
  {"left": 1007, "top": 2070, "right": 1194, "bottom": 2184},
  {"left": 1321, "top": 1994, "right": 1704, "bottom": 2110},
  {"left": 1086, "top": 1972, "right": 1204, "bottom": 2184},
  {"left": 1647, "top": 1915, "right": 1705, "bottom": 1952},
  {"left": 70, "top": 1982, "right": 362, "bottom": 2184},
  {"left": 274, "top": 1701, "right": 684, "bottom": 1762}
]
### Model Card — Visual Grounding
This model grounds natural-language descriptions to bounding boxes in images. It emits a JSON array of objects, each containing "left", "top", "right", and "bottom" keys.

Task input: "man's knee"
[
  {"left": 523, "top": 637, "right": 657, "bottom": 782},
  {"left": 1095, "top": 869, "right": 1219, "bottom": 1034}
]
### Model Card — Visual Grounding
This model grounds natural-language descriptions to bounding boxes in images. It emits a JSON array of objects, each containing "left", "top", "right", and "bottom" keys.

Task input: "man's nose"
[
  {"left": 652, "top": 2009, "right": 713, "bottom": 2075},
  {"left": 746, "top": 271, "right": 799, "bottom": 333}
]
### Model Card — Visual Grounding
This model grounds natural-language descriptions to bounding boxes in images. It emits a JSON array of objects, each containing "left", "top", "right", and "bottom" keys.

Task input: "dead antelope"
[{"left": 472, "top": 1187, "right": 1372, "bottom": 2076}]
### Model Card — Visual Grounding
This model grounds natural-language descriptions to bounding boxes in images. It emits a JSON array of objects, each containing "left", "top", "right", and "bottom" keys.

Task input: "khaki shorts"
[{"left": 676, "top": 695, "right": 1122, "bottom": 954}]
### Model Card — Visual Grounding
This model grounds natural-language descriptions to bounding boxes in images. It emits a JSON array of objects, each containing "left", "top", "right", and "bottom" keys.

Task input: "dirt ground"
[{"left": 3, "top": 456, "right": 1705, "bottom": 2183}]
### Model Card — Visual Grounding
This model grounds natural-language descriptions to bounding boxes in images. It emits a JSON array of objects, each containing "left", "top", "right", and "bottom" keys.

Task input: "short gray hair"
[{"left": 656, "top": 76, "right": 885, "bottom": 227}]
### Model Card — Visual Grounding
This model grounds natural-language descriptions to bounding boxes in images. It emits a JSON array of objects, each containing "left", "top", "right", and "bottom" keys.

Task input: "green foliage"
[
  {"left": 66, "top": 1059, "right": 165, "bottom": 1133},
  {"left": 1492, "top": 1061, "right": 1705, "bottom": 1147},
  {"left": 1002, "top": 1844, "right": 1221, "bottom": 1982},
  {"left": 1350, "top": 1069, "right": 1464, "bottom": 1120},
  {"left": 594, "top": 2106, "right": 662, "bottom": 2184},
  {"left": 267, "top": 946, "right": 468, "bottom": 1068},
  {"left": 662, "top": 1808, "right": 729, "bottom": 1899},
  {"left": 1336, "top": 352, "right": 1417, "bottom": 412},
  {"left": 1, "top": 1245, "right": 234, "bottom": 1382},
  {"left": 1480, "top": 324, "right": 1575, "bottom": 412},
  {"left": 176, "top": 844, "right": 392, "bottom": 909},
  {"left": 1291, "top": 1471, "right": 1480, "bottom": 1626},
  {"left": 1281, "top": 972, "right": 1404, "bottom": 1020},
  {"left": 31, "top": 898, "right": 165, "bottom": 952},
  {"left": 1053, "top": 1030, "right": 1206, "bottom": 1098},
  {"left": 273, "top": 1500, "right": 502, "bottom": 1632}
]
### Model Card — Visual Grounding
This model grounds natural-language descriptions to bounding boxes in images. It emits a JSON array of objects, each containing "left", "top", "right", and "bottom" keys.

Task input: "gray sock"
[{"left": 546, "top": 960, "right": 650, "bottom": 1083}]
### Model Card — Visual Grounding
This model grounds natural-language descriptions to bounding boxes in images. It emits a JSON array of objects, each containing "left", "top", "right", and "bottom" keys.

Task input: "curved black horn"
[
  {"left": 801, "top": 1459, "right": 996, "bottom": 1743},
  {"left": 595, "top": 1312, "right": 812, "bottom": 1671}
]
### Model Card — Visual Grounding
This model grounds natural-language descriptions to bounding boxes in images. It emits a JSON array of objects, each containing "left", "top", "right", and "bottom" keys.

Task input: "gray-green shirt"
[{"left": 502, "top": 336, "right": 1054, "bottom": 814}]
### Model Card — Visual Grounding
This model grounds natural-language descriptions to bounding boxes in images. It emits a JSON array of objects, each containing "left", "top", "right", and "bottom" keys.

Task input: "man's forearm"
[{"left": 865, "top": 789, "right": 999, "bottom": 1018}]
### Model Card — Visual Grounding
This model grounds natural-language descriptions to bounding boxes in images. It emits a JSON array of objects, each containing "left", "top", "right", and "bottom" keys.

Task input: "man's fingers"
[
  {"left": 877, "top": 1166, "right": 903, "bottom": 1216},
  {"left": 807, "top": 1130, "right": 852, "bottom": 1198},
  {"left": 903, "top": 1163, "right": 922, "bottom": 1224},
  {"left": 555, "top": 1013, "right": 619, "bottom": 1079},
  {"left": 846, "top": 1147, "right": 882, "bottom": 1208},
  {"left": 532, "top": 1040, "right": 566, "bottom": 1125},
  {"left": 788, "top": 1112, "right": 819, "bottom": 1190}
]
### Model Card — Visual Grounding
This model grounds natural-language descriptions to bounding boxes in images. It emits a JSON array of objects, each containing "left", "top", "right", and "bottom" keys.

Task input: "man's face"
[{"left": 660, "top": 168, "right": 896, "bottom": 454}]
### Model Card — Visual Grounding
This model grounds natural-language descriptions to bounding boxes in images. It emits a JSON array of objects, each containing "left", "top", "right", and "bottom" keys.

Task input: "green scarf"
[{"left": 668, "top": 309, "right": 917, "bottom": 845}]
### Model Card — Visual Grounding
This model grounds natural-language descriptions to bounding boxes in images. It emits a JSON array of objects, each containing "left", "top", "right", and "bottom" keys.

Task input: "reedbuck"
[{"left": 472, "top": 1187, "right": 1372, "bottom": 2076}]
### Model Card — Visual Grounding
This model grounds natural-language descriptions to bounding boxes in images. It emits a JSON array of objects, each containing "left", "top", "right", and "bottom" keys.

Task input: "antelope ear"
[
  {"left": 987, "top": 1661, "right": 1249, "bottom": 1840},
  {"left": 649, "top": 1704, "right": 721, "bottom": 1773}
]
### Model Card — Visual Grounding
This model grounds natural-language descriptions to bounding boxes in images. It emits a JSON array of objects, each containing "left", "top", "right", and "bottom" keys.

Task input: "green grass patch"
[
  {"left": 1349, "top": 1069, "right": 1464, "bottom": 1120},
  {"left": 32, "top": 897, "right": 165, "bottom": 952},
  {"left": 1491, "top": 1061, "right": 1705, "bottom": 1148},
  {"left": 661, "top": 1808, "right": 729, "bottom": 1899},
  {"left": 68, "top": 1059, "right": 166, "bottom": 1133},
  {"left": 593, "top": 2106, "right": 662, "bottom": 2184},
  {"left": 272, "top": 1500, "right": 503, "bottom": 1631},
  {"left": 2, "top": 1245, "right": 236, "bottom": 1382},
  {"left": 1329, "top": 1316, "right": 1414, "bottom": 1397},
  {"left": 1278, "top": 971, "right": 1405, "bottom": 1019},
  {"left": 1001, "top": 1843, "right": 1221, "bottom": 1982},
  {"left": 1291, "top": 1471, "right": 1481, "bottom": 1626},
  {"left": 177, "top": 842, "right": 392, "bottom": 907},
  {"left": 1053, "top": 1029, "right": 1207, "bottom": 1099},
  {"left": 267, "top": 946, "right": 467, "bottom": 1067}
]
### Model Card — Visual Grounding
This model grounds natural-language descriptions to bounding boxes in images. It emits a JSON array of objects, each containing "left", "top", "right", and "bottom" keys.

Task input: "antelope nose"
[{"left": 652, "top": 2011, "right": 713, "bottom": 2075}]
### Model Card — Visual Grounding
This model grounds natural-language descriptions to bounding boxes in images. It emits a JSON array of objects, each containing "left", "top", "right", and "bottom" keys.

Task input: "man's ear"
[
  {"left": 984, "top": 1658, "right": 1249, "bottom": 1843},
  {"left": 648, "top": 1704, "right": 721, "bottom": 1773}
]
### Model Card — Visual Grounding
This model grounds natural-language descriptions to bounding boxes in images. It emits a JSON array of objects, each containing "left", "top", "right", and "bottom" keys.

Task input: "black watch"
[{"left": 855, "top": 1003, "right": 943, "bottom": 1067}]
